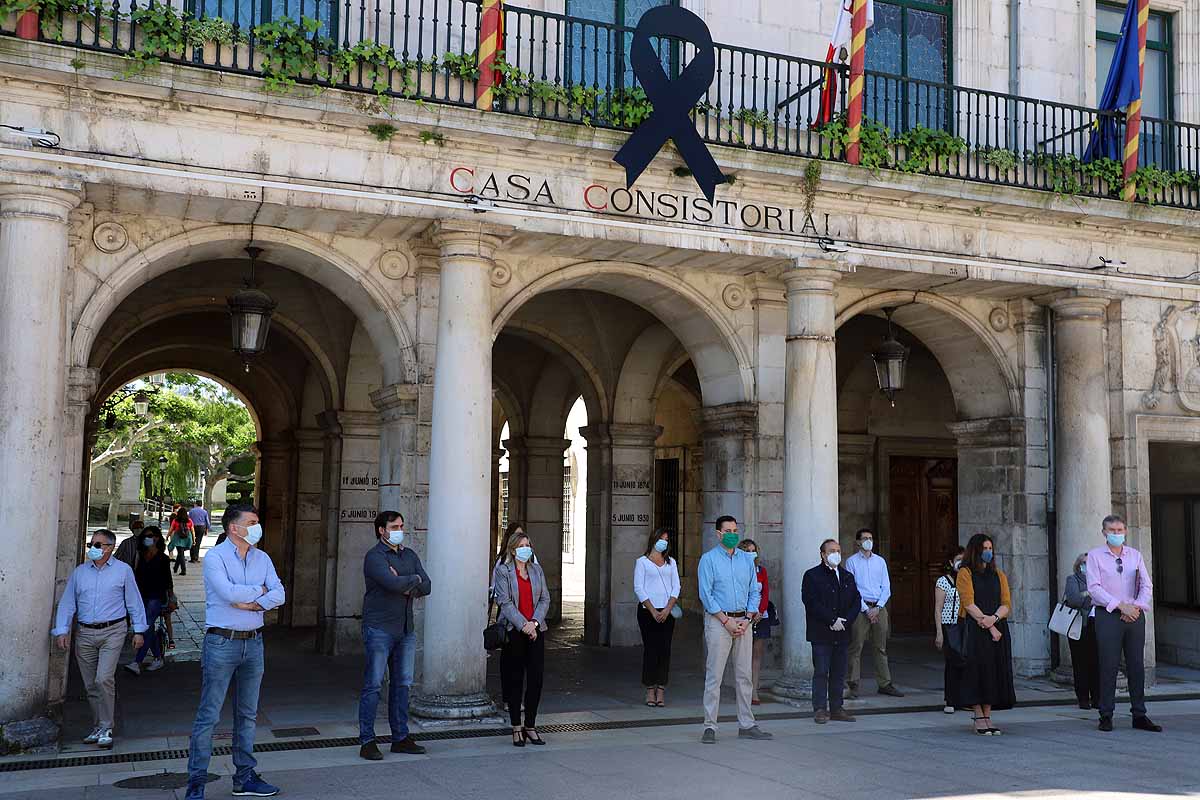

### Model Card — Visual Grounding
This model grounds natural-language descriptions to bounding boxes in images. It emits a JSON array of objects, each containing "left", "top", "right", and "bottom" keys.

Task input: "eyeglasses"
[
  {"left": 88, "top": 541, "right": 113, "bottom": 549},
  {"left": 1115, "top": 557, "right": 1123, "bottom": 574}
]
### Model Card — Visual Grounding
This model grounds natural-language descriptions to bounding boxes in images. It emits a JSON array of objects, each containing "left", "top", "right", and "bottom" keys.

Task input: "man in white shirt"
[{"left": 843, "top": 528, "right": 904, "bottom": 698}]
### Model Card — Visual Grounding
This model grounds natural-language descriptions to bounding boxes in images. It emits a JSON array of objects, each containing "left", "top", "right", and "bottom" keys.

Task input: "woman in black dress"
[{"left": 954, "top": 533, "right": 1016, "bottom": 735}]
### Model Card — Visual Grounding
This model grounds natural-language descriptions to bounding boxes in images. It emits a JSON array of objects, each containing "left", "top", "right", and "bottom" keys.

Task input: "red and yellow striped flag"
[
  {"left": 475, "top": 0, "right": 504, "bottom": 111},
  {"left": 845, "top": 0, "right": 869, "bottom": 165},
  {"left": 1121, "top": 0, "right": 1150, "bottom": 202}
]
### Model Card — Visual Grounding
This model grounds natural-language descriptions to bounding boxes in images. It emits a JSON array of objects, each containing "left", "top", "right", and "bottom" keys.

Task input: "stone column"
[
  {"left": 580, "top": 424, "right": 614, "bottom": 646},
  {"left": 696, "top": 403, "right": 757, "bottom": 530},
  {"left": 327, "top": 411, "right": 381, "bottom": 654},
  {"left": 0, "top": 181, "right": 81, "bottom": 725},
  {"left": 47, "top": 366, "right": 100, "bottom": 710},
  {"left": 501, "top": 436, "right": 528, "bottom": 531},
  {"left": 256, "top": 436, "right": 298, "bottom": 626},
  {"left": 514, "top": 435, "right": 572, "bottom": 623},
  {"left": 412, "top": 221, "right": 509, "bottom": 719},
  {"left": 316, "top": 413, "right": 344, "bottom": 655},
  {"left": 1052, "top": 295, "right": 1113, "bottom": 665},
  {"left": 773, "top": 261, "right": 847, "bottom": 700},
  {"left": 291, "top": 428, "right": 327, "bottom": 628},
  {"left": 607, "top": 423, "right": 661, "bottom": 647}
]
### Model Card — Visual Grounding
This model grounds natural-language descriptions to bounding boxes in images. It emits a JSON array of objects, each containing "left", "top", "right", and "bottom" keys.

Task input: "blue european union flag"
[{"left": 1083, "top": 0, "right": 1142, "bottom": 163}]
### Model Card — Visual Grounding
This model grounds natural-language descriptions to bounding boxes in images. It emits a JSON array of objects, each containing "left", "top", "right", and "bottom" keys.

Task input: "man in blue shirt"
[
  {"left": 52, "top": 529, "right": 147, "bottom": 750},
  {"left": 185, "top": 505, "right": 285, "bottom": 800},
  {"left": 187, "top": 500, "right": 211, "bottom": 563},
  {"left": 697, "top": 515, "right": 771, "bottom": 743}
]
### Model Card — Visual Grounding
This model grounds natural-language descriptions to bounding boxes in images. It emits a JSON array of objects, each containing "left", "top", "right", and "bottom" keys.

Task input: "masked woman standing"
[{"left": 954, "top": 534, "right": 1016, "bottom": 735}]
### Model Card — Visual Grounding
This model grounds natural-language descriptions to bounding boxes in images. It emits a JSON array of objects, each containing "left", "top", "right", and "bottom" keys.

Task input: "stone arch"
[
  {"left": 615, "top": 323, "right": 681, "bottom": 425},
  {"left": 492, "top": 376, "right": 525, "bottom": 442},
  {"left": 493, "top": 262, "right": 753, "bottom": 408},
  {"left": 71, "top": 225, "right": 417, "bottom": 385},
  {"left": 835, "top": 290, "right": 1020, "bottom": 419},
  {"left": 95, "top": 364, "right": 266, "bottom": 441}
]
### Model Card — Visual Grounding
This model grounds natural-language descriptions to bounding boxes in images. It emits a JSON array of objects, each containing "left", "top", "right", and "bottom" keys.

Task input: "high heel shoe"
[
  {"left": 984, "top": 717, "right": 1002, "bottom": 736},
  {"left": 522, "top": 728, "right": 546, "bottom": 746},
  {"left": 511, "top": 728, "right": 525, "bottom": 747},
  {"left": 972, "top": 716, "right": 993, "bottom": 735}
]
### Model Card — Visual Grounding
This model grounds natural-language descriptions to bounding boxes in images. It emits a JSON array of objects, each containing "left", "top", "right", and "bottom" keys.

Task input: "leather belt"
[
  {"left": 865, "top": 601, "right": 879, "bottom": 608},
  {"left": 724, "top": 611, "right": 747, "bottom": 618},
  {"left": 207, "top": 627, "right": 261, "bottom": 640},
  {"left": 78, "top": 618, "right": 125, "bottom": 630}
]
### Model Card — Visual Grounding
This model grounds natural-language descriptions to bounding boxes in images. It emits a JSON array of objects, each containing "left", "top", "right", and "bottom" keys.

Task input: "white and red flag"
[{"left": 817, "top": 0, "right": 873, "bottom": 126}]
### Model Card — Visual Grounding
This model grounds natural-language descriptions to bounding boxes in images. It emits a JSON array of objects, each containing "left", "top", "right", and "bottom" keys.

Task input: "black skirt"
[{"left": 952, "top": 569, "right": 1016, "bottom": 710}]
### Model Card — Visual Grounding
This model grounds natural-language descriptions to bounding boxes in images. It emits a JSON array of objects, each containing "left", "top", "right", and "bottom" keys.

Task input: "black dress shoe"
[
  {"left": 390, "top": 737, "right": 427, "bottom": 754},
  {"left": 1098, "top": 716, "right": 1114, "bottom": 732},
  {"left": 1132, "top": 716, "right": 1162, "bottom": 732},
  {"left": 877, "top": 684, "right": 904, "bottom": 697},
  {"left": 1078, "top": 701, "right": 1091, "bottom": 710},
  {"left": 359, "top": 741, "right": 383, "bottom": 761}
]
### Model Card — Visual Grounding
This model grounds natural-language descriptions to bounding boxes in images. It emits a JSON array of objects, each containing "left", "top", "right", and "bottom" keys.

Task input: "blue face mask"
[
  {"left": 244, "top": 523, "right": 263, "bottom": 547},
  {"left": 387, "top": 530, "right": 405, "bottom": 547},
  {"left": 980, "top": 550, "right": 994, "bottom": 563},
  {"left": 515, "top": 546, "right": 533, "bottom": 563},
  {"left": 86, "top": 546, "right": 104, "bottom": 561},
  {"left": 654, "top": 539, "right": 669, "bottom": 553},
  {"left": 1106, "top": 533, "right": 1126, "bottom": 548}
]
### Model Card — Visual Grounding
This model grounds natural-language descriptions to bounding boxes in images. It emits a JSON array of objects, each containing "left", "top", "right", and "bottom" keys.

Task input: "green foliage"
[
  {"left": 894, "top": 125, "right": 966, "bottom": 173},
  {"left": 1131, "top": 164, "right": 1198, "bottom": 204},
  {"left": 418, "top": 129, "right": 444, "bottom": 146},
  {"left": 820, "top": 115, "right": 893, "bottom": 174},
  {"left": 977, "top": 146, "right": 1018, "bottom": 174},
  {"left": 602, "top": 87, "right": 653, "bottom": 128},
  {"left": 440, "top": 51, "right": 479, "bottom": 81},
  {"left": 330, "top": 40, "right": 403, "bottom": 96},
  {"left": 733, "top": 107, "right": 771, "bottom": 132},
  {"left": 802, "top": 160, "right": 822, "bottom": 217},
  {"left": 367, "top": 122, "right": 397, "bottom": 141},
  {"left": 70, "top": 56, "right": 85, "bottom": 70},
  {"left": 253, "top": 15, "right": 325, "bottom": 94}
]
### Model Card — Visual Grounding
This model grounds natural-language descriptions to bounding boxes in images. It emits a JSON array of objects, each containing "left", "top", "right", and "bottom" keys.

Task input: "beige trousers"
[
  {"left": 702, "top": 614, "right": 755, "bottom": 730},
  {"left": 75, "top": 622, "right": 127, "bottom": 729},
  {"left": 847, "top": 605, "right": 892, "bottom": 688}
]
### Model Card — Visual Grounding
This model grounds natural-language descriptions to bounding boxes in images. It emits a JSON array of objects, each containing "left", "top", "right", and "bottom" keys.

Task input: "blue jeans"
[
  {"left": 811, "top": 641, "right": 849, "bottom": 712},
  {"left": 188, "top": 632, "right": 264, "bottom": 785},
  {"left": 358, "top": 626, "right": 416, "bottom": 744},
  {"left": 134, "top": 597, "right": 164, "bottom": 663}
]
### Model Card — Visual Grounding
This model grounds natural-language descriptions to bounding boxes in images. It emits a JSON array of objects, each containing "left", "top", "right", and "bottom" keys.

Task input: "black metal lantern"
[
  {"left": 227, "top": 246, "right": 276, "bottom": 371},
  {"left": 132, "top": 390, "right": 151, "bottom": 417},
  {"left": 871, "top": 308, "right": 910, "bottom": 408},
  {"left": 158, "top": 455, "right": 168, "bottom": 474}
]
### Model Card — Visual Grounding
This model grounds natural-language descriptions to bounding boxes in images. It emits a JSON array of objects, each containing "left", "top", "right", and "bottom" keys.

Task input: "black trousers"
[
  {"left": 1068, "top": 615, "right": 1100, "bottom": 706},
  {"left": 190, "top": 526, "right": 206, "bottom": 562},
  {"left": 173, "top": 547, "right": 187, "bottom": 574},
  {"left": 1095, "top": 609, "right": 1146, "bottom": 719},
  {"left": 811, "top": 641, "right": 849, "bottom": 712},
  {"left": 500, "top": 631, "right": 544, "bottom": 727},
  {"left": 636, "top": 606, "right": 676, "bottom": 687}
]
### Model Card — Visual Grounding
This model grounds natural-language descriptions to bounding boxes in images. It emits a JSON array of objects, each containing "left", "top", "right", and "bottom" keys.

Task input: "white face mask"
[
  {"left": 243, "top": 523, "right": 263, "bottom": 546},
  {"left": 387, "top": 529, "right": 405, "bottom": 547},
  {"left": 826, "top": 551, "right": 842, "bottom": 567},
  {"left": 861, "top": 539, "right": 874, "bottom": 552},
  {"left": 953, "top": 559, "right": 962, "bottom": 570}
]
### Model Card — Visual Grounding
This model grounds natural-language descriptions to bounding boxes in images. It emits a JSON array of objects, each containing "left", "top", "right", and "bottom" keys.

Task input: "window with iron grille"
[
  {"left": 1097, "top": 1, "right": 1174, "bottom": 168},
  {"left": 1152, "top": 494, "right": 1200, "bottom": 610},
  {"left": 654, "top": 457, "right": 681, "bottom": 571},
  {"left": 562, "top": 461, "right": 573, "bottom": 556},
  {"left": 865, "top": 0, "right": 952, "bottom": 133},
  {"left": 500, "top": 471, "right": 510, "bottom": 533},
  {"left": 564, "top": 0, "right": 678, "bottom": 93}
]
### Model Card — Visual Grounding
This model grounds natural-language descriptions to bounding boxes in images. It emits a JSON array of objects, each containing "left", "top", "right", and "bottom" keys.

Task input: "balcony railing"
[{"left": 4, "top": 0, "right": 1200, "bottom": 209}]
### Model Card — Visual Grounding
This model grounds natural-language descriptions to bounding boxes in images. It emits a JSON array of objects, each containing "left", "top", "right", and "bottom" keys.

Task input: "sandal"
[
  {"left": 511, "top": 727, "right": 525, "bottom": 748},
  {"left": 985, "top": 717, "right": 1002, "bottom": 736},
  {"left": 167, "top": 640, "right": 176, "bottom": 651},
  {"left": 522, "top": 727, "right": 545, "bottom": 746},
  {"left": 645, "top": 688, "right": 656, "bottom": 707},
  {"left": 972, "top": 716, "right": 993, "bottom": 736},
  {"left": 655, "top": 687, "right": 665, "bottom": 707}
]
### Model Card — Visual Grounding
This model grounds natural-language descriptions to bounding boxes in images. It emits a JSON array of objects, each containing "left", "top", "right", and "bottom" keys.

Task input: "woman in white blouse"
[
  {"left": 633, "top": 527, "right": 681, "bottom": 707},
  {"left": 934, "top": 545, "right": 965, "bottom": 714}
]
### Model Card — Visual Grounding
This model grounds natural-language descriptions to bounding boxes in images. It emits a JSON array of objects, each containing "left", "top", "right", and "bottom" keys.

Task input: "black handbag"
[
  {"left": 944, "top": 622, "right": 968, "bottom": 668},
  {"left": 482, "top": 591, "right": 508, "bottom": 651}
]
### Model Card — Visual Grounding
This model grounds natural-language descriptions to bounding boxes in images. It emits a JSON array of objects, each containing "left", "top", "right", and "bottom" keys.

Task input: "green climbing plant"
[{"left": 253, "top": 15, "right": 326, "bottom": 94}]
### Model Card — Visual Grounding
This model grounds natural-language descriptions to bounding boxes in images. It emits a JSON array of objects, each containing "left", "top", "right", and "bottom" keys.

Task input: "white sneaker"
[
  {"left": 146, "top": 659, "right": 165, "bottom": 672},
  {"left": 943, "top": 705, "right": 955, "bottom": 714},
  {"left": 96, "top": 728, "right": 113, "bottom": 749},
  {"left": 82, "top": 727, "right": 101, "bottom": 744},
  {"left": 122, "top": 662, "right": 141, "bottom": 675}
]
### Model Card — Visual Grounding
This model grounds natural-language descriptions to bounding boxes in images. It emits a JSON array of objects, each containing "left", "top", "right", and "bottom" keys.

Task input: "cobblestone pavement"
[{"left": 2, "top": 700, "right": 1198, "bottom": 799}]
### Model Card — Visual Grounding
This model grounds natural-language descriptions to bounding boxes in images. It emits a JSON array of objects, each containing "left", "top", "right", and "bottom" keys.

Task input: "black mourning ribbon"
[{"left": 612, "top": 6, "right": 726, "bottom": 203}]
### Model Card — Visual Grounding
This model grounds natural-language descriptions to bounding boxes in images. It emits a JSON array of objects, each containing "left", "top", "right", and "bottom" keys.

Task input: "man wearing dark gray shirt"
[{"left": 358, "top": 510, "right": 431, "bottom": 760}]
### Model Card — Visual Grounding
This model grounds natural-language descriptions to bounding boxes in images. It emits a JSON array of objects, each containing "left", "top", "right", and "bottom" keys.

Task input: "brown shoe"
[
  {"left": 390, "top": 736, "right": 427, "bottom": 754},
  {"left": 845, "top": 682, "right": 858, "bottom": 699},
  {"left": 814, "top": 709, "right": 829, "bottom": 724},
  {"left": 877, "top": 684, "right": 904, "bottom": 697},
  {"left": 358, "top": 741, "right": 383, "bottom": 761},
  {"left": 829, "top": 709, "right": 856, "bottom": 722}
]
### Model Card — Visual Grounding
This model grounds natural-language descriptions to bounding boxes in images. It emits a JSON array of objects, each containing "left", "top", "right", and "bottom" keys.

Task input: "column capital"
[
  {"left": 431, "top": 220, "right": 513, "bottom": 262},
  {"left": 254, "top": 435, "right": 298, "bottom": 457},
  {"left": 948, "top": 416, "right": 1026, "bottom": 448},
  {"left": 695, "top": 402, "right": 757, "bottom": 437},
  {"left": 66, "top": 366, "right": 101, "bottom": 412},
  {"left": 783, "top": 258, "right": 854, "bottom": 292},
  {"left": 579, "top": 423, "right": 661, "bottom": 448},
  {"left": 370, "top": 382, "right": 418, "bottom": 420},
  {"left": 505, "top": 435, "right": 572, "bottom": 455},
  {"left": 317, "top": 409, "right": 381, "bottom": 437},
  {"left": 0, "top": 181, "right": 83, "bottom": 223},
  {"left": 1048, "top": 292, "right": 1115, "bottom": 320}
]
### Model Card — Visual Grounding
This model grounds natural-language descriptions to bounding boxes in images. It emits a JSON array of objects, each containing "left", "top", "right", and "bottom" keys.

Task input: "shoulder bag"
[
  {"left": 482, "top": 565, "right": 509, "bottom": 651},
  {"left": 654, "top": 560, "right": 684, "bottom": 619},
  {"left": 1048, "top": 591, "right": 1084, "bottom": 641},
  {"left": 943, "top": 621, "right": 968, "bottom": 668}
]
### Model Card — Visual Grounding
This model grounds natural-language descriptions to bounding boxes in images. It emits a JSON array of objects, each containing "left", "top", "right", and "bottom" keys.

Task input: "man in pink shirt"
[{"left": 1086, "top": 514, "right": 1161, "bottom": 733}]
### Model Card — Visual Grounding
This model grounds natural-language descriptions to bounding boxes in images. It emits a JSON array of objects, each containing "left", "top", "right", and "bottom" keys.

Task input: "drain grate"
[
  {"left": 1, "top": 691, "right": 1194, "bottom": 774},
  {"left": 113, "top": 772, "right": 218, "bottom": 790},
  {"left": 271, "top": 727, "right": 320, "bottom": 738}
]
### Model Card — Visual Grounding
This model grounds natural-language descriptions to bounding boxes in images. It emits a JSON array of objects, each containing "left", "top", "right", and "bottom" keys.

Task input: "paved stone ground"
[{"left": 2, "top": 701, "right": 1198, "bottom": 799}]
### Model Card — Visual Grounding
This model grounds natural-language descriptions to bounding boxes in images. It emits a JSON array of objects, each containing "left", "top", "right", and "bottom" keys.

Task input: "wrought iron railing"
[{"left": 4, "top": 0, "right": 1200, "bottom": 209}]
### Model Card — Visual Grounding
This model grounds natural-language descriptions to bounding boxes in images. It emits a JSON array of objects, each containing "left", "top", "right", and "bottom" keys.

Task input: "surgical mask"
[
  {"left": 387, "top": 530, "right": 405, "bottom": 547},
  {"left": 515, "top": 545, "right": 533, "bottom": 563},
  {"left": 1106, "top": 533, "right": 1126, "bottom": 548},
  {"left": 826, "top": 551, "right": 842, "bottom": 567},
  {"left": 654, "top": 539, "right": 669, "bottom": 553},
  {"left": 1079, "top": 565, "right": 1087, "bottom": 575},
  {"left": 86, "top": 546, "right": 104, "bottom": 561},
  {"left": 244, "top": 523, "right": 264, "bottom": 546},
  {"left": 952, "top": 559, "right": 962, "bottom": 570},
  {"left": 749, "top": 551, "right": 759, "bottom": 560},
  {"left": 721, "top": 532, "right": 739, "bottom": 549},
  {"left": 143, "top": 537, "right": 154, "bottom": 547},
  {"left": 981, "top": 550, "right": 994, "bottom": 563},
  {"left": 861, "top": 539, "right": 874, "bottom": 552}
]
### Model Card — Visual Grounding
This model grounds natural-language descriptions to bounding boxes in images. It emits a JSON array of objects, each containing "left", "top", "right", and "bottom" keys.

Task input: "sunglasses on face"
[{"left": 88, "top": 541, "right": 113, "bottom": 549}]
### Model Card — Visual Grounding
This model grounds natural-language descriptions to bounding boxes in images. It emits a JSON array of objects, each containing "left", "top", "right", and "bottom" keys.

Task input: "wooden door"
[{"left": 887, "top": 456, "right": 958, "bottom": 633}]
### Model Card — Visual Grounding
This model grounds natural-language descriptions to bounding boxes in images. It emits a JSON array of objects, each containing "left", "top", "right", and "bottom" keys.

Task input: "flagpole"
[
  {"left": 475, "top": 0, "right": 503, "bottom": 111},
  {"left": 845, "top": 0, "right": 867, "bottom": 165},
  {"left": 1121, "top": 0, "right": 1149, "bottom": 202}
]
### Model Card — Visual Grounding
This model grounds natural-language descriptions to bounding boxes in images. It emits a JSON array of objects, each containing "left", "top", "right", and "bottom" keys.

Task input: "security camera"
[
  {"left": 0, "top": 124, "right": 60, "bottom": 148},
  {"left": 463, "top": 195, "right": 494, "bottom": 213},
  {"left": 817, "top": 238, "right": 850, "bottom": 254}
]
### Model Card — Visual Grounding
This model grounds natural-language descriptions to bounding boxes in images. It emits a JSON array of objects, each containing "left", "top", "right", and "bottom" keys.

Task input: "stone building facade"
[{"left": 4, "top": 0, "right": 1200, "bottom": 727}]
